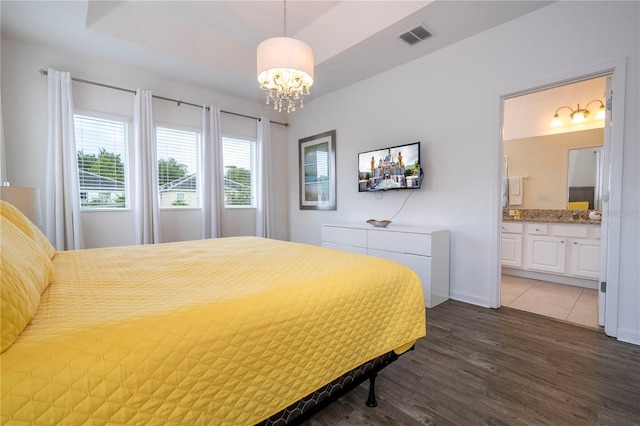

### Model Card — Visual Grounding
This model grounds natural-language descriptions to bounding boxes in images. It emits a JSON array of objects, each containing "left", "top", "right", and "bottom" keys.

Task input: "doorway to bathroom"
[
  {"left": 501, "top": 77, "right": 605, "bottom": 329},
  {"left": 492, "top": 59, "right": 627, "bottom": 338}
]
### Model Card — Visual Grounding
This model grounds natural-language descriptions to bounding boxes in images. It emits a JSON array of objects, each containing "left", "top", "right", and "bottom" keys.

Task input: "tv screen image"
[{"left": 358, "top": 142, "right": 421, "bottom": 192}]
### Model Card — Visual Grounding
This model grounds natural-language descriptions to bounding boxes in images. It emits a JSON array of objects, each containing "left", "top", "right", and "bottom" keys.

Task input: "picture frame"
[{"left": 299, "top": 130, "right": 336, "bottom": 210}]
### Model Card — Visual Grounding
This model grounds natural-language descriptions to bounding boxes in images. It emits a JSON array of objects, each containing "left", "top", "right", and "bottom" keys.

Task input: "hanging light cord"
[
  {"left": 283, "top": 0, "right": 287, "bottom": 36},
  {"left": 388, "top": 190, "right": 415, "bottom": 221}
]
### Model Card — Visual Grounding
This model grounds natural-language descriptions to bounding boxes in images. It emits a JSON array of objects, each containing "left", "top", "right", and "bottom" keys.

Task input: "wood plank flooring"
[{"left": 303, "top": 300, "right": 640, "bottom": 425}]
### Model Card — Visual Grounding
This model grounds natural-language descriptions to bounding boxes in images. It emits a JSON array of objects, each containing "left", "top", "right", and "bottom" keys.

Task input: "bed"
[{"left": 0, "top": 200, "right": 426, "bottom": 425}]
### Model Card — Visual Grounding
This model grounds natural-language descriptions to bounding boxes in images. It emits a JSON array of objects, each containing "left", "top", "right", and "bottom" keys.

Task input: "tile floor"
[{"left": 501, "top": 274, "right": 600, "bottom": 329}]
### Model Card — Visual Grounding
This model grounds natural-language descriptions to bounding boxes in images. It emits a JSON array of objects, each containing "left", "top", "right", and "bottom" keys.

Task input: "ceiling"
[
  {"left": 1, "top": 1, "right": 554, "bottom": 105},
  {"left": 504, "top": 76, "right": 607, "bottom": 141}
]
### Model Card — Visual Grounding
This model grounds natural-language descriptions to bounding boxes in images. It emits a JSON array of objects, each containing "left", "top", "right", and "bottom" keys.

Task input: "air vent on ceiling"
[{"left": 398, "top": 25, "right": 432, "bottom": 46}]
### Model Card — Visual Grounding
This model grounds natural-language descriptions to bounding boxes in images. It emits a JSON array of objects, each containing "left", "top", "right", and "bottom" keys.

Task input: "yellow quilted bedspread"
[{"left": 1, "top": 237, "right": 425, "bottom": 425}]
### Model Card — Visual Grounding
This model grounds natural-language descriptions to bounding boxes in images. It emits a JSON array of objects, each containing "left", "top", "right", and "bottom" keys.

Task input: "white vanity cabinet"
[
  {"left": 501, "top": 223, "right": 523, "bottom": 267},
  {"left": 525, "top": 235, "right": 567, "bottom": 274},
  {"left": 501, "top": 221, "right": 601, "bottom": 288},
  {"left": 321, "top": 224, "right": 450, "bottom": 308},
  {"left": 570, "top": 239, "right": 601, "bottom": 279}
]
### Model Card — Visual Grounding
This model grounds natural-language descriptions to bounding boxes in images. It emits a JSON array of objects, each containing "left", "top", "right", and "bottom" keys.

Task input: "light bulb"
[
  {"left": 550, "top": 114, "right": 563, "bottom": 127},
  {"left": 595, "top": 105, "right": 606, "bottom": 120},
  {"left": 571, "top": 110, "right": 587, "bottom": 123}
]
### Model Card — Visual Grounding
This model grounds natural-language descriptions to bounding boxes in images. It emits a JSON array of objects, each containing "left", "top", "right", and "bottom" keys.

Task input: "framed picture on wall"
[{"left": 299, "top": 130, "right": 336, "bottom": 210}]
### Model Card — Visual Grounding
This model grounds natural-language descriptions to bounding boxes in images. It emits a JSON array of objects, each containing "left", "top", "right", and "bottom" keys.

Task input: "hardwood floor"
[{"left": 303, "top": 300, "right": 640, "bottom": 425}]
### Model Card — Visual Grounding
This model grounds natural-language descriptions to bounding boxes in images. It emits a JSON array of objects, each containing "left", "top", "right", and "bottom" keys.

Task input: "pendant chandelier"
[{"left": 257, "top": 0, "right": 314, "bottom": 113}]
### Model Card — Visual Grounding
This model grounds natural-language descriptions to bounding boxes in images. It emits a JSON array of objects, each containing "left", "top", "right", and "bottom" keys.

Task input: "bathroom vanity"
[{"left": 501, "top": 218, "right": 601, "bottom": 288}]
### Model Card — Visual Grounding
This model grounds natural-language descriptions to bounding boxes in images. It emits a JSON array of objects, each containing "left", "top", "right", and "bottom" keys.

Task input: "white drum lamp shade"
[
  {"left": 0, "top": 186, "right": 43, "bottom": 225},
  {"left": 257, "top": 37, "right": 314, "bottom": 113},
  {"left": 257, "top": 37, "right": 314, "bottom": 82}
]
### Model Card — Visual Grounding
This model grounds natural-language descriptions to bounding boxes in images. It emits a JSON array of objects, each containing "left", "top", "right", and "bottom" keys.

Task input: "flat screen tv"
[{"left": 358, "top": 142, "right": 422, "bottom": 192}]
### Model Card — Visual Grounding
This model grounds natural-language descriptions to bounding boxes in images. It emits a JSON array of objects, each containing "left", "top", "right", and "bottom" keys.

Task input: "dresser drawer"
[
  {"left": 368, "top": 249, "right": 432, "bottom": 277},
  {"left": 321, "top": 224, "right": 449, "bottom": 309},
  {"left": 368, "top": 230, "right": 431, "bottom": 256},
  {"left": 322, "top": 226, "right": 367, "bottom": 248},
  {"left": 322, "top": 241, "right": 368, "bottom": 255}
]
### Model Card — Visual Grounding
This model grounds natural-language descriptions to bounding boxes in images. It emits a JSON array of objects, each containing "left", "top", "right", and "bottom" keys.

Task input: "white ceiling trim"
[{"left": 1, "top": 1, "right": 556, "bottom": 104}]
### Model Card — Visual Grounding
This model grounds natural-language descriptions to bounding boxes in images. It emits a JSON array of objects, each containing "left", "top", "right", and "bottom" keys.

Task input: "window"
[
  {"left": 223, "top": 137, "right": 256, "bottom": 207},
  {"left": 156, "top": 126, "right": 200, "bottom": 208},
  {"left": 75, "top": 114, "right": 128, "bottom": 208}
]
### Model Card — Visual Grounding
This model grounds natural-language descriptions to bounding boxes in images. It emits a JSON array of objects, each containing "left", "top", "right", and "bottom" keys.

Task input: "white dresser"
[{"left": 321, "top": 223, "right": 450, "bottom": 308}]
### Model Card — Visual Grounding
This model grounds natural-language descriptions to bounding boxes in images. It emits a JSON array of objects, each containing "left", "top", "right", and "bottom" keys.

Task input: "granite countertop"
[
  {"left": 502, "top": 209, "right": 602, "bottom": 225},
  {"left": 502, "top": 217, "right": 601, "bottom": 224}
]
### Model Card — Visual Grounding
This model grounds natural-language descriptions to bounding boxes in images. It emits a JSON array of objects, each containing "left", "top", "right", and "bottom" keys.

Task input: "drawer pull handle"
[
  {"left": 535, "top": 228, "right": 539, "bottom": 231},
  {"left": 561, "top": 240, "right": 565, "bottom": 244},
  {"left": 574, "top": 241, "right": 578, "bottom": 245}
]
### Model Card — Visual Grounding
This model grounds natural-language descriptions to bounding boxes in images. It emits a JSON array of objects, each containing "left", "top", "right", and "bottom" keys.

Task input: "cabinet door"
[
  {"left": 570, "top": 239, "right": 600, "bottom": 279},
  {"left": 526, "top": 236, "right": 566, "bottom": 274},
  {"left": 501, "top": 234, "right": 523, "bottom": 267}
]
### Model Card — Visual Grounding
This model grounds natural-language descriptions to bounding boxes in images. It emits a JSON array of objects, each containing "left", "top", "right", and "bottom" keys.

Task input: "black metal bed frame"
[{"left": 257, "top": 346, "right": 413, "bottom": 425}]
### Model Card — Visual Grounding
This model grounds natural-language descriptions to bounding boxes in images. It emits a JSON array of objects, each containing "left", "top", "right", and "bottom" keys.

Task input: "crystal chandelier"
[{"left": 257, "top": 0, "right": 314, "bottom": 113}]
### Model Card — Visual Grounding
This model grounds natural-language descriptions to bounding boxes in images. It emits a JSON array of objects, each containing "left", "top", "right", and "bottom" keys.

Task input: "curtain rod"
[{"left": 38, "top": 69, "right": 287, "bottom": 127}]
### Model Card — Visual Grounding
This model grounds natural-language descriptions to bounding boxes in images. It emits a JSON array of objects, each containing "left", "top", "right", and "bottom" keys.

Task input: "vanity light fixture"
[{"left": 550, "top": 100, "right": 606, "bottom": 127}]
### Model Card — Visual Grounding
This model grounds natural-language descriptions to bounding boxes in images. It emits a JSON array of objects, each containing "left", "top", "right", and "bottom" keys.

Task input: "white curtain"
[
  {"left": 256, "top": 116, "right": 274, "bottom": 238},
  {"left": 45, "top": 68, "right": 84, "bottom": 250},
  {"left": 133, "top": 89, "right": 161, "bottom": 244},
  {"left": 201, "top": 106, "right": 225, "bottom": 239},
  {"left": 0, "top": 94, "right": 6, "bottom": 184}
]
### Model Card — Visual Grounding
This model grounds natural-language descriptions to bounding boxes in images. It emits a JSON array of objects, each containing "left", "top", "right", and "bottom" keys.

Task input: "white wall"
[
  {"left": 288, "top": 2, "right": 639, "bottom": 343},
  {"left": 1, "top": 38, "right": 290, "bottom": 246},
  {"left": 569, "top": 149, "right": 598, "bottom": 188}
]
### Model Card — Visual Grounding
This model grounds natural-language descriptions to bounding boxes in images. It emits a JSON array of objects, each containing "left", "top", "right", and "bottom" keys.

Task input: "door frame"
[{"left": 490, "top": 58, "right": 627, "bottom": 338}]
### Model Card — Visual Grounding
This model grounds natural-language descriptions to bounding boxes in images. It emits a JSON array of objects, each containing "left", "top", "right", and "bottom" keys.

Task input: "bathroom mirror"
[
  {"left": 502, "top": 128, "right": 603, "bottom": 210},
  {"left": 567, "top": 147, "right": 602, "bottom": 211}
]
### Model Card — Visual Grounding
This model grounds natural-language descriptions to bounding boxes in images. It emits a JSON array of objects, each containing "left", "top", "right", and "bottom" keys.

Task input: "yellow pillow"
[
  {"left": 0, "top": 200, "right": 56, "bottom": 259},
  {"left": 568, "top": 201, "right": 590, "bottom": 211},
  {"left": 1, "top": 217, "right": 54, "bottom": 352}
]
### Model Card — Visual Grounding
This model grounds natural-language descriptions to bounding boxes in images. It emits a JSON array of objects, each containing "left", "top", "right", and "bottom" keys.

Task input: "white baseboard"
[
  {"left": 617, "top": 328, "right": 640, "bottom": 346},
  {"left": 502, "top": 268, "right": 598, "bottom": 289},
  {"left": 449, "top": 291, "right": 491, "bottom": 308}
]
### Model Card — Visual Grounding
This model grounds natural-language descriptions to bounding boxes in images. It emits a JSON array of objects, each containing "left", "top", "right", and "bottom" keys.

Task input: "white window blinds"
[
  {"left": 223, "top": 137, "right": 256, "bottom": 207},
  {"left": 156, "top": 126, "right": 200, "bottom": 207},
  {"left": 74, "top": 114, "right": 128, "bottom": 208}
]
